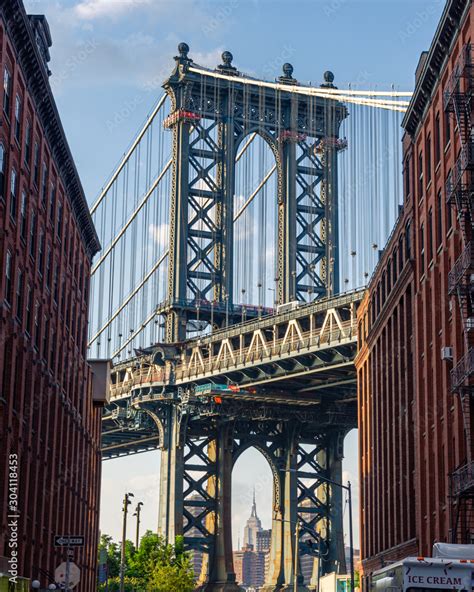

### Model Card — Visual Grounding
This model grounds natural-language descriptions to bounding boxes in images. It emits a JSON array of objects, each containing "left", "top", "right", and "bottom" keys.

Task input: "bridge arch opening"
[
  {"left": 233, "top": 131, "right": 278, "bottom": 313},
  {"left": 231, "top": 443, "right": 275, "bottom": 588}
]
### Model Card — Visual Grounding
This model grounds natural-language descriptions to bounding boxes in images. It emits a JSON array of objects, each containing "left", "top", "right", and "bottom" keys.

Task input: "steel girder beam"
[
  {"left": 135, "top": 399, "right": 350, "bottom": 591},
  {"left": 162, "top": 50, "right": 347, "bottom": 343}
]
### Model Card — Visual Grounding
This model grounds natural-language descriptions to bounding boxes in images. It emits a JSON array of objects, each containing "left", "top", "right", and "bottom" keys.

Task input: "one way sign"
[{"left": 54, "top": 535, "right": 84, "bottom": 547}]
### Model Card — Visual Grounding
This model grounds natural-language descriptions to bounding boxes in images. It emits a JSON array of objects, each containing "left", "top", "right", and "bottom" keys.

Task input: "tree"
[
  {"left": 149, "top": 536, "right": 195, "bottom": 592},
  {"left": 98, "top": 531, "right": 195, "bottom": 592},
  {"left": 98, "top": 534, "right": 121, "bottom": 579}
]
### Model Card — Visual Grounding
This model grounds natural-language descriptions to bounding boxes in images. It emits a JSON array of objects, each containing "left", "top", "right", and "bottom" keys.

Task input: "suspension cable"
[
  {"left": 90, "top": 94, "right": 167, "bottom": 215},
  {"left": 91, "top": 159, "right": 172, "bottom": 275}
]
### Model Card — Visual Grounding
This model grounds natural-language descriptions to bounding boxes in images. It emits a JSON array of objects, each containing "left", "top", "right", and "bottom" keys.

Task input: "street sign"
[
  {"left": 55, "top": 561, "right": 81, "bottom": 589},
  {"left": 54, "top": 535, "right": 84, "bottom": 547}
]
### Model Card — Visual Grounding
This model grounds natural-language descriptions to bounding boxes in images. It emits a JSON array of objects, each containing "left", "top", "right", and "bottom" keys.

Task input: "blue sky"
[{"left": 24, "top": 0, "right": 445, "bottom": 549}]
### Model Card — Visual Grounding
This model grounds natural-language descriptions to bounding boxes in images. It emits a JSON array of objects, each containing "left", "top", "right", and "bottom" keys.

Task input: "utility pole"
[
  {"left": 120, "top": 492, "right": 134, "bottom": 592},
  {"left": 133, "top": 501, "right": 143, "bottom": 549},
  {"left": 348, "top": 481, "right": 355, "bottom": 592}
]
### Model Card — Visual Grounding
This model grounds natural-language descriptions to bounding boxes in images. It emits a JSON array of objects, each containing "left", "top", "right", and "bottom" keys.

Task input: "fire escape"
[{"left": 444, "top": 42, "right": 474, "bottom": 544}]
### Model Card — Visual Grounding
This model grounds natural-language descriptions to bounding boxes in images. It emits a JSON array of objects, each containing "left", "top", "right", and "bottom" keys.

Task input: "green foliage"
[
  {"left": 98, "top": 533, "right": 121, "bottom": 579},
  {"left": 98, "top": 531, "right": 195, "bottom": 592}
]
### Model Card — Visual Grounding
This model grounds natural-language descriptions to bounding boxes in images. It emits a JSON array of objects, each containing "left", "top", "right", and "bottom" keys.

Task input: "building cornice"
[
  {"left": 1, "top": 0, "right": 100, "bottom": 260},
  {"left": 402, "top": 0, "right": 471, "bottom": 136}
]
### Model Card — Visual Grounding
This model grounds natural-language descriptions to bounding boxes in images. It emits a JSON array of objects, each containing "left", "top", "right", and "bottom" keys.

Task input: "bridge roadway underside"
[{"left": 101, "top": 290, "right": 362, "bottom": 591}]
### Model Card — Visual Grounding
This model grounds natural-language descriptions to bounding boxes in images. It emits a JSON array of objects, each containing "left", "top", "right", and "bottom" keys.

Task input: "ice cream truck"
[{"left": 370, "top": 545, "right": 474, "bottom": 592}]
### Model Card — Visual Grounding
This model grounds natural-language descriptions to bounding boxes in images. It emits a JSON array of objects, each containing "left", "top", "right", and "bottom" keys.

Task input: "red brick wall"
[
  {"left": 0, "top": 12, "right": 101, "bottom": 591},
  {"left": 356, "top": 2, "right": 473, "bottom": 581}
]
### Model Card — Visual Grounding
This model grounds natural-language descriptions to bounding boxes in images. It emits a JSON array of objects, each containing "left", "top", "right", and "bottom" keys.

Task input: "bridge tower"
[
  {"left": 162, "top": 43, "right": 346, "bottom": 343},
  {"left": 147, "top": 45, "right": 350, "bottom": 592}
]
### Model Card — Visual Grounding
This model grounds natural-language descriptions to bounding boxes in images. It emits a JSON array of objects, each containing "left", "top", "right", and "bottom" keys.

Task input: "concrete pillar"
[
  {"left": 157, "top": 406, "right": 184, "bottom": 542},
  {"left": 325, "top": 432, "right": 346, "bottom": 575},
  {"left": 203, "top": 424, "right": 240, "bottom": 592},
  {"left": 262, "top": 432, "right": 308, "bottom": 592}
]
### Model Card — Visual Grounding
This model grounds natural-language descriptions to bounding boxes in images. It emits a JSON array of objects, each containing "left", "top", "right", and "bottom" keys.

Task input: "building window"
[
  {"left": 405, "top": 221, "right": 411, "bottom": 259},
  {"left": 398, "top": 236, "right": 404, "bottom": 272},
  {"left": 9, "top": 169, "right": 17, "bottom": 221},
  {"left": 14, "top": 95, "right": 21, "bottom": 143},
  {"left": 29, "top": 212, "right": 36, "bottom": 259},
  {"left": 445, "top": 111, "right": 451, "bottom": 146},
  {"left": 25, "top": 285, "right": 32, "bottom": 334},
  {"left": 34, "top": 301, "right": 40, "bottom": 350},
  {"left": 428, "top": 208, "right": 433, "bottom": 262},
  {"left": 20, "top": 191, "right": 27, "bottom": 241},
  {"left": 16, "top": 269, "right": 23, "bottom": 321},
  {"left": 0, "top": 143, "right": 5, "bottom": 201},
  {"left": 435, "top": 112, "right": 441, "bottom": 163},
  {"left": 5, "top": 250, "right": 13, "bottom": 305},
  {"left": 33, "top": 142, "right": 39, "bottom": 186},
  {"left": 420, "top": 222, "right": 425, "bottom": 275},
  {"left": 392, "top": 249, "right": 397, "bottom": 284},
  {"left": 38, "top": 230, "right": 44, "bottom": 276},
  {"left": 3, "top": 67, "right": 11, "bottom": 119},
  {"left": 41, "top": 162, "right": 48, "bottom": 206},
  {"left": 45, "top": 246, "right": 52, "bottom": 289},
  {"left": 49, "top": 184, "right": 56, "bottom": 221},
  {"left": 418, "top": 150, "right": 423, "bottom": 198},
  {"left": 437, "top": 189, "right": 443, "bottom": 247},
  {"left": 426, "top": 134, "right": 431, "bottom": 184},
  {"left": 57, "top": 202, "right": 63, "bottom": 240},
  {"left": 43, "top": 315, "right": 49, "bottom": 360},
  {"left": 53, "top": 262, "right": 59, "bottom": 303},
  {"left": 24, "top": 121, "right": 31, "bottom": 168},
  {"left": 404, "top": 156, "right": 411, "bottom": 200}
]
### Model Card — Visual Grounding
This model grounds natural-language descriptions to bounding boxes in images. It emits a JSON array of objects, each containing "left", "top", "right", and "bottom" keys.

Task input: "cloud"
[
  {"left": 149, "top": 223, "right": 169, "bottom": 248},
  {"left": 74, "top": 0, "right": 153, "bottom": 20}
]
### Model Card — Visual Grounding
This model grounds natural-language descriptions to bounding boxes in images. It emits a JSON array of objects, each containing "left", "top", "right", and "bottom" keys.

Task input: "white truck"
[{"left": 370, "top": 544, "right": 474, "bottom": 592}]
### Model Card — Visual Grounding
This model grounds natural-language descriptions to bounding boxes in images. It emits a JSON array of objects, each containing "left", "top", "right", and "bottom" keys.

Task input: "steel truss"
[{"left": 163, "top": 45, "right": 346, "bottom": 342}]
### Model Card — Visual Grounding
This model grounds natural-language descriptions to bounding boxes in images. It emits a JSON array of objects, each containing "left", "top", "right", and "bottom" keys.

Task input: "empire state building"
[{"left": 243, "top": 490, "right": 262, "bottom": 550}]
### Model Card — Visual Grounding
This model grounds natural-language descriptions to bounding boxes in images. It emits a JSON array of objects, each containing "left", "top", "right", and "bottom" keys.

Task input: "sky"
[{"left": 23, "top": 0, "right": 445, "bottom": 550}]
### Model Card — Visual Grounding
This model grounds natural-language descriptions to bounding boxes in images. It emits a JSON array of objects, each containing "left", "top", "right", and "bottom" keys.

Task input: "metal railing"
[
  {"left": 451, "top": 461, "right": 474, "bottom": 497},
  {"left": 448, "top": 242, "right": 474, "bottom": 295},
  {"left": 176, "top": 319, "right": 357, "bottom": 381},
  {"left": 445, "top": 142, "right": 474, "bottom": 203},
  {"left": 109, "top": 318, "right": 357, "bottom": 393},
  {"left": 444, "top": 44, "right": 473, "bottom": 109},
  {"left": 451, "top": 347, "right": 474, "bottom": 392}
]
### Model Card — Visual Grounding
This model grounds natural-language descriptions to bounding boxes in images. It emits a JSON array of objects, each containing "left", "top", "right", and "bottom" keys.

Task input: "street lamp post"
[
  {"left": 294, "top": 519, "right": 300, "bottom": 591},
  {"left": 120, "top": 492, "right": 134, "bottom": 592},
  {"left": 133, "top": 501, "right": 144, "bottom": 549},
  {"left": 280, "top": 469, "right": 355, "bottom": 592}
]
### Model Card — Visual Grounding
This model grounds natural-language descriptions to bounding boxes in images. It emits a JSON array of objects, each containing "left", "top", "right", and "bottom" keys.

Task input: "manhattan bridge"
[{"left": 90, "top": 44, "right": 410, "bottom": 591}]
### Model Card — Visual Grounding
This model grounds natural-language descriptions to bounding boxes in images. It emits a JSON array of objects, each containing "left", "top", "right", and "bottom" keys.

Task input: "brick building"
[
  {"left": 356, "top": 0, "right": 474, "bottom": 583},
  {"left": 0, "top": 1, "right": 101, "bottom": 589}
]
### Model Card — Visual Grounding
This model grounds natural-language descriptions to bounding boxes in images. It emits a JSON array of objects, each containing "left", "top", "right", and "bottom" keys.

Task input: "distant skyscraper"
[
  {"left": 233, "top": 493, "right": 270, "bottom": 589},
  {"left": 243, "top": 489, "right": 262, "bottom": 550}
]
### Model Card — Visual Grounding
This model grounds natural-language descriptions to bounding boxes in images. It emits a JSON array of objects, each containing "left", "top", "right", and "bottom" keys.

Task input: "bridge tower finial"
[
  {"left": 175, "top": 42, "right": 192, "bottom": 66},
  {"left": 217, "top": 50, "right": 238, "bottom": 74},
  {"left": 279, "top": 62, "right": 296, "bottom": 84}
]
